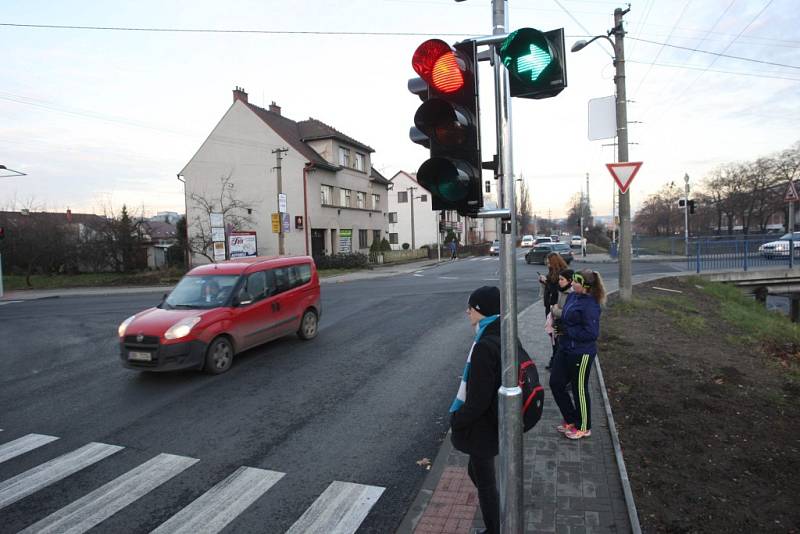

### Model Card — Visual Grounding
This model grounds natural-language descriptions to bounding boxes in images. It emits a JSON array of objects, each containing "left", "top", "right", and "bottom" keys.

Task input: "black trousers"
[
  {"left": 549, "top": 350, "right": 596, "bottom": 431},
  {"left": 468, "top": 455, "right": 499, "bottom": 534}
]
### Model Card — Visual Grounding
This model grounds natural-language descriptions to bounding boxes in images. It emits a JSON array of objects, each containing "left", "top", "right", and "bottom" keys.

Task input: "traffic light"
[
  {"left": 409, "top": 39, "right": 482, "bottom": 216},
  {"left": 678, "top": 199, "right": 686, "bottom": 207},
  {"left": 688, "top": 200, "right": 696, "bottom": 214},
  {"left": 0, "top": 226, "right": 4, "bottom": 239},
  {"left": 499, "top": 28, "right": 567, "bottom": 99}
]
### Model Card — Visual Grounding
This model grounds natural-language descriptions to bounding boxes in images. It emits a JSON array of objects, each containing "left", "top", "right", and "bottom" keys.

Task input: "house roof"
[
  {"left": 297, "top": 118, "right": 374, "bottom": 153},
  {"left": 142, "top": 220, "right": 178, "bottom": 240},
  {"left": 370, "top": 167, "right": 391, "bottom": 186},
  {"left": 0, "top": 210, "right": 107, "bottom": 227}
]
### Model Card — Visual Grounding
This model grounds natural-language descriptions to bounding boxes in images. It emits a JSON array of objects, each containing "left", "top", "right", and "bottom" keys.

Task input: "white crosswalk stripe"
[
  {"left": 285, "top": 481, "right": 385, "bottom": 534},
  {"left": 151, "top": 466, "right": 284, "bottom": 534},
  {"left": 0, "top": 300, "right": 23, "bottom": 306},
  {"left": 20, "top": 453, "right": 199, "bottom": 534},
  {"left": 0, "top": 442, "right": 123, "bottom": 510},
  {"left": 0, "top": 433, "right": 59, "bottom": 465}
]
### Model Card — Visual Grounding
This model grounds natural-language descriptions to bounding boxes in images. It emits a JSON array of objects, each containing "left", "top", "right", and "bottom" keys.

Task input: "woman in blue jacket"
[{"left": 549, "top": 269, "right": 606, "bottom": 440}]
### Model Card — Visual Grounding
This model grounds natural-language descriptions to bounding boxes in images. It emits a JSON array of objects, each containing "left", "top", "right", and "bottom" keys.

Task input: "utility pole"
[
  {"left": 613, "top": 7, "right": 633, "bottom": 300},
  {"left": 580, "top": 188, "right": 586, "bottom": 257},
  {"left": 272, "top": 147, "right": 289, "bottom": 255},
  {"left": 408, "top": 186, "right": 418, "bottom": 249},
  {"left": 684, "top": 173, "right": 690, "bottom": 257}
]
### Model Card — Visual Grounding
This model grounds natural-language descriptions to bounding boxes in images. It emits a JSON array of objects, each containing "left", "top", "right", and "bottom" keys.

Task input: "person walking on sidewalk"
[
  {"left": 450, "top": 286, "right": 501, "bottom": 534},
  {"left": 549, "top": 269, "right": 606, "bottom": 440},
  {"left": 544, "top": 268, "right": 574, "bottom": 370},
  {"left": 449, "top": 239, "right": 458, "bottom": 261}
]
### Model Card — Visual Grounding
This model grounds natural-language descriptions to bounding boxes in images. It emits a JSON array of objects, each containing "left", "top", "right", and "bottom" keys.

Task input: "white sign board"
[
  {"left": 588, "top": 95, "right": 617, "bottom": 141},
  {"left": 210, "top": 212, "right": 224, "bottom": 228},
  {"left": 228, "top": 232, "right": 257, "bottom": 258},
  {"left": 211, "top": 227, "right": 226, "bottom": 242},
  {"left": 278, "top": 193, "right": 287, "bottom": 213},
  {"left": 212, "top": 241, "right": 226, "bottom": 261}
]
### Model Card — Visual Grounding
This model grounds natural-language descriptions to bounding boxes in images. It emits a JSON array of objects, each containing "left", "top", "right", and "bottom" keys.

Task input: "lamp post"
[
  {"left": 572, "top": 6, "right": 633, "bottom": 300},
  {"left": 684, "top": 173, "right": 690, "bottom": 257}
]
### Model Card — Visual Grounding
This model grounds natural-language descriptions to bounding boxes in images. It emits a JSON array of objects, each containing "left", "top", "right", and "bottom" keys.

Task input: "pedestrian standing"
[
  {"left": 545, "top": 268, "right": 573, "bottom": 370},
  {"left": 549, "top": 269, "right": 606, "bottom": 440},
  {"left": 538, "top": 252, "right": 567, "bottom": 318},
  {"left": 450, "top": 286, "right": 501, "bottom": 534},
  {"left": 449, "top": 239, "right": 458, "bottom": 261}
]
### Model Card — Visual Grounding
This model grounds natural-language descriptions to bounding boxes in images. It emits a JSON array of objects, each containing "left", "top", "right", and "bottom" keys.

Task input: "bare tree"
[
  {"left": 188, "top": 175, "right": 256, "bottom": 263},
  {"left": 516, "top": 178, "right": 533, "bottom": 235}
]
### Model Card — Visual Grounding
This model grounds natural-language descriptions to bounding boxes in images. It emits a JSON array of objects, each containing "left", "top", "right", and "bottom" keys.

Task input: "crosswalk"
[{"left": 0, "top": 431, "right": 385, "bottom": 534}]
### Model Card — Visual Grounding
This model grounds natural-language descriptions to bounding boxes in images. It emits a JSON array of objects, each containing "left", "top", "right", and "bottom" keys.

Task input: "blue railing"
[{"left": 689, "top": 237, "right": 796, "bottom": 272}]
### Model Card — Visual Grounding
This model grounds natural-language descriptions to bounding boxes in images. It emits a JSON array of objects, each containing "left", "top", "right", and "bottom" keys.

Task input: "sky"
[{"left": 1, "top": 0, "right": 798, "bottom": 220}]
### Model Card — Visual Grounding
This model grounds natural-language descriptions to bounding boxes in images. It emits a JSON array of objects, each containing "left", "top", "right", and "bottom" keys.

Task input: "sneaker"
[
  {"left": 565, "top": 428, "right": 592, "bottom": 440},
  {"left": 556, "top": 422, "right": 575, "bottom": 433}
]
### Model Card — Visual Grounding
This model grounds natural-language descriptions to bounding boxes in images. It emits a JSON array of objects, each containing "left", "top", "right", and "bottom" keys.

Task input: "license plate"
[{"left": 128, "top": 351, "right": 152, "bottom": 362}]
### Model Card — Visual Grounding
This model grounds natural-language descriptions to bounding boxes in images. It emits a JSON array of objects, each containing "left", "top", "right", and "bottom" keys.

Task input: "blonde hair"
[{"left": 579, "top": 269, "right": 607, "bottom": 305}]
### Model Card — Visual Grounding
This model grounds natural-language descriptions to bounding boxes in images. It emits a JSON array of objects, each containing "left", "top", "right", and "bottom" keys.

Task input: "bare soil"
[{"left": 598, "top": 276, "right": 800, "bottom": 534}]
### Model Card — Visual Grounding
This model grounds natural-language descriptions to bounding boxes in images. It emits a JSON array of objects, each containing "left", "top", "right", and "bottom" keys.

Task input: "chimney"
[
  {"left": 269, "top": 101, "right": 281, "bottom": 115},
  {"left": 232, "top": 86, "right": 248, "bottom": 104}
]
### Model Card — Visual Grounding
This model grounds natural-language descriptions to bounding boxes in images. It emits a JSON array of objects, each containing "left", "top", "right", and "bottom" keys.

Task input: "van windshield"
[{"left": 164, "top": 275, "right": 240, "bottom": 309}]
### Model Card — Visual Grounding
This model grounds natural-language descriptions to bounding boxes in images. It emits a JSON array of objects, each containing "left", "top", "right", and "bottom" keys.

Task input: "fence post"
[
  {"left": 696, "top": 240, "right": 701, "bottom": 274},
  {"left": 743, "top": 238, "right": 748, "bottom": 271},
  {"left": 791, "top": 238, "right": 795, "bottom": 269}
]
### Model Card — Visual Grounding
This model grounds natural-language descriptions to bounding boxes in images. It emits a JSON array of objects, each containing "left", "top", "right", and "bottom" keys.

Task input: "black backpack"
[{"left": 482, "top": 336, "right": 545, "bottom": 432}]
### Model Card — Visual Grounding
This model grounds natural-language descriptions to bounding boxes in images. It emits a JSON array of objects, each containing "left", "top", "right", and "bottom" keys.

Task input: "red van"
[{"left": 118, "top": 256, "right": 321, "bottom": 374}]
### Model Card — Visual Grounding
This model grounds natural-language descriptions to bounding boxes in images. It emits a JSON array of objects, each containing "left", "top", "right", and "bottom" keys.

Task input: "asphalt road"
[{"left": 0, "top": 252, "right": 685, "bottom": 533}]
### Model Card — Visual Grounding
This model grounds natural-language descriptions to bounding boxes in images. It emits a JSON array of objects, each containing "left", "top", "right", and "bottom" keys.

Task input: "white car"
[
  {"left": 759, "top": 232, "right": 800, "bottom": 258},
  {"left": 489, "top": 240, "right": 500, "bottom": 256},
  {"left": 570, "top": 235, "right": 585, "bottom": 248},
  {"left": 520, "top": 235, "right": 535, "bottom": 247}
]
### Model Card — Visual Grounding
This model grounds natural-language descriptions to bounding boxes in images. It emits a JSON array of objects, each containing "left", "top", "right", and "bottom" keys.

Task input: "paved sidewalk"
[{"left": 399, "top": 298, "right": 635, "bottom": 534}]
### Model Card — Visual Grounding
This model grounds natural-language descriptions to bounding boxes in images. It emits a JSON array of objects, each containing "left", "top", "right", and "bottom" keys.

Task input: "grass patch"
[{"left": 3, "top": 270, "right": 185, "bottom": 291}]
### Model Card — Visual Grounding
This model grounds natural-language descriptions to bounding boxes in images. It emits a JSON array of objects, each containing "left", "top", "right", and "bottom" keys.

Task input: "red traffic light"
[{"left": 412, "top": 39, "right": 465, "bottom": 94}]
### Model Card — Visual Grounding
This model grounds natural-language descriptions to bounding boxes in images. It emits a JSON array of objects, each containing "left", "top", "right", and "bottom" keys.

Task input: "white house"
[
  {"left": 179, "top": 87, "right": 389, "bottom": 264},
  {"left": 387, "top": 171, "right": 491, "bottom": 250}
]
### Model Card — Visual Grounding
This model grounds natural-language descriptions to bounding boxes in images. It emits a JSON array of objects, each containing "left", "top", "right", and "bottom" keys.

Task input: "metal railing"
[{"left": 689, "top": 237, "right": 796, "bottom": 273}]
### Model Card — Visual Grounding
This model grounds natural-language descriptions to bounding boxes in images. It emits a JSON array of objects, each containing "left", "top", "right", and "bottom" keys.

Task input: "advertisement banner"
[
  {"left": 339, "top": 229, "right": 352, "bottom": 253},
  {"left": 228, "top": 231, "right": 257, "bottom": 258}
]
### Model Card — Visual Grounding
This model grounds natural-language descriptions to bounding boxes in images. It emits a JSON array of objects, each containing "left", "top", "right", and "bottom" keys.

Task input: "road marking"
[
  {"left": 20, "top": 453, "right": 199, "bottom": 534},
  {"left": 483, "top": 278, "right": 500, "bottom": 281},
  {"left": 151, "top": 466, "right": 284, "bottom": 534},
  {"left": 413, "top": 274, "right": 424, "bottom": 277},
  {"left": 0, "top": 301, "right": 22, "bottom": 306},
  {"left": 439, "top": 276, "right": 457, "bottom": 280},
  {"left": 285, "top": 481, "right": 384, "bottom": 534},
  {"left": 0, "top": 434, "right": 59, "bottom": 465},
  {"left": 0, "top": 442, "right": 123, "bottom": 511}
]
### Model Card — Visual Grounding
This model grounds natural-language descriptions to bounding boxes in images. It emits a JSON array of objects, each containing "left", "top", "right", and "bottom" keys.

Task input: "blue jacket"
[{"left": 559, "top": 292, "right": 601, "bottom": 356}]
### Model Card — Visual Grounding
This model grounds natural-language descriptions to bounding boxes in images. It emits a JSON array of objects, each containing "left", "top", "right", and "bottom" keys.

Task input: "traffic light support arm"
[{"left": 474, "top": 208, "right": 511, "bottom": 220}]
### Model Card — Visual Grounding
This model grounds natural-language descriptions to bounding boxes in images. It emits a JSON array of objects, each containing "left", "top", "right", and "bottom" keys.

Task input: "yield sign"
[
  {"left": 785, "top": 181, "right": 799, "bottom": 203},
  {"left": 606, "top": 162, "right": 643, "bottom": 194}
]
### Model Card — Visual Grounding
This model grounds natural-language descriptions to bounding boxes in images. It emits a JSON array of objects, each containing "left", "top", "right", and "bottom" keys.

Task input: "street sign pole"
[
  {"left": 613, "top": 7, "right": 633, "bottom": 301},
  {"left": 491, "top": 1, "right": 523, "bottom": 532},
  {"left": 684, "top": 173, "right": 690, "bottom": 257}
]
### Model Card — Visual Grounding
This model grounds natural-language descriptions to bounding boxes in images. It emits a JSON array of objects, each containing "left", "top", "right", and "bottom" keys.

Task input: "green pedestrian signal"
[{"left": 499, "top": 28, "right": 567, "bottom": 99}]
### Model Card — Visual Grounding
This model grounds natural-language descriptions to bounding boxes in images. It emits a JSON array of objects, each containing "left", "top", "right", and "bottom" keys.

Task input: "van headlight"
[
  {"left": 118, "top": 315, "right": 136, "bottom": 338},
  {"left": 164, "top": 316, "right": 202, "bottom": 340}
]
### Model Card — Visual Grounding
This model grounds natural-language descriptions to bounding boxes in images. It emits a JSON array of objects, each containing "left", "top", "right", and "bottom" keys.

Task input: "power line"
[
  {"left": 632, "top": 0, "right": 692, "bottom": 97},
  {"left": 627, "top": 58, "right": 800, "bottom": 82},
  {"left": 629, "top": 38, "right": 798, "bottom": 70},
  {"left": 551, "top": 0, "right": 613, "bottom": 58}
]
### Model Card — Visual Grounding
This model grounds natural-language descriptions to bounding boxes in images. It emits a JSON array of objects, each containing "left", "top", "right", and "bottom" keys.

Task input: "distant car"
[
  {"left": 571, "top": 235, "right": 585, "bottom": 248},
  {"left": 550, "top": 235, "right": 560, "bottom": 243},
  {"left": 520, "top": 235, "right": 535, "bottom": 247},
  {"left": 759, "top": 232, "right": 800, "bottom": 258},
  {"left": 118, "top": 256, "right": 321, "bottom": 374},
  {"left": 533, "top": 236, "right": 552, "bottom": 246},
  {"left": 525, "top": 242, "right": 574, "bottom": 265},
  {"left": 489, "top": 240, "right": 500, "bottom": 256}
]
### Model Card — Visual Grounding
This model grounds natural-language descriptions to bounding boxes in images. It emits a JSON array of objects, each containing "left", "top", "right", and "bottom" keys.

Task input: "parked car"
[
  {"left": 525, "top": 242, "right": 574, "bottom": 265},
  {"left": 520, "top": 235, "right": 535, "bottom": 247},
  {"left": 489, "top": 240, "right": 500, "bottom": 256},
  {"left": 759, "top": 232, "right": 800, "bottom": 258},
  {"left": 118, "top": 256, "right": 321, "bottom": 374},
  {"left": 533, "top": 236, "right": 552, "bottom": 246},
  {"left": 550, "top": 235, "right": 560, "bottom": 242},
  {"left": 570, "top": 235, "right": 585, "bottom": 248}
]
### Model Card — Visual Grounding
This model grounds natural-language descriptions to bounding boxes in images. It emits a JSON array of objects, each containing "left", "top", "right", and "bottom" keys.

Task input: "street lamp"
[
  {"left": 0, "top": 165, "right": 27, "bottom": 178},
  {"left": 571, "top": 7, "right": 633, "bottom": 301}
]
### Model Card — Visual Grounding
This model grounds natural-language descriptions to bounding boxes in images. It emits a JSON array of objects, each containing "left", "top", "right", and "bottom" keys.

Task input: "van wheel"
[
  {"left": 297, "top": 309, "right": 318, "bottom": 340},
  {"left": 204, "top": 337, "right": 233, "bottom": 374}
]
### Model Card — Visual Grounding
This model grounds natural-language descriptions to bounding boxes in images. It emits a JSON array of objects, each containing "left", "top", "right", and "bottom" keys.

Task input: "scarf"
[{"left": 450, "top": 314, "right": 499, "bottom": 413}]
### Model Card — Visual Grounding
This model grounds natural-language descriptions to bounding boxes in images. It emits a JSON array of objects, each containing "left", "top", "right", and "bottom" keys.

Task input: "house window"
[
  {"left": 359, "top": 229, "right": 368, "bottom": 249},
  {"left": 389, "top": 233, "right": 399, "bottom": 245},
  {"left": 373, "top": 230, "right": 381, "bottom": 244},
  {"left": 321, "top": 184, "right": 333, "bottom": 205},
  {"left": 357, "top": 191, "right": 366, "bottom": 209},
  {"left": 398, "top": 191, "right": 408, "bottom": 203},
  {"left": 355, "top": 153, "right": 365, "bottom": 171},
  {"left": 388, "top": 212, "right": 398, "bottom": 223},
  {"left": 372, "top": 194, "right": 380, "bottom": 210},
  {"left": 340, "top": 188, "right": 351, "bottom": 207},
  {"left": 420, "top": 194, "right": 428, "bottom": 202},
  {"left": 338, "top": 147, "right": 350, "bottom": 167}
]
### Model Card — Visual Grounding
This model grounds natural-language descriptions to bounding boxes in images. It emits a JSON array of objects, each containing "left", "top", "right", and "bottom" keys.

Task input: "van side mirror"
[{"left": 236, "top": 292, "right": 254, "bottom": 306}]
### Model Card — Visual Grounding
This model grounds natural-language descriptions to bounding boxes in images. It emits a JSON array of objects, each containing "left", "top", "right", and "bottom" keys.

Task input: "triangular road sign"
[
  {"left": 606, "top": 162, "right": 643, "bottom": 194},
  {"left": 785, "top": 181, "right": 799, "bottom": 203}
]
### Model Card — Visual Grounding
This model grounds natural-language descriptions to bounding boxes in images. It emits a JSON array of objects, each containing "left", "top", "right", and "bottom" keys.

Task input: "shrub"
[
  {"left": 313, "top": 253, "right": 369, "bottom": 270},
  {"left": 380, "top": 238, "right": 391, "bottom": 252},
  {"left": 402, "top": 243, "right": 410, "bottom": 250}
]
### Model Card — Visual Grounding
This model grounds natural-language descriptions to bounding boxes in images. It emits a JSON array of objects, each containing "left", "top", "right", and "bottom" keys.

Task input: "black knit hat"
[
  {"left": 559, "top": 269, "right": 574, "bottom": 282},
  {"left": 468, "top": 286, "right": 500, "bottom": 316}
]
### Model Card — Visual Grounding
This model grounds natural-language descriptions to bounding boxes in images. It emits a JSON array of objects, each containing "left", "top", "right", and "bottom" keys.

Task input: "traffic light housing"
[
  {"left": 499, "top": 28, "right": 567, "bottom": 99},
  {"left": 678, "top": 199, "right": 686, "bottom": 207},
  {"left": 688, "top": 200, "right": 696, "bottom": 214},
  {"left": 409, "top": 39, "right": 482, "bottom": 216}
]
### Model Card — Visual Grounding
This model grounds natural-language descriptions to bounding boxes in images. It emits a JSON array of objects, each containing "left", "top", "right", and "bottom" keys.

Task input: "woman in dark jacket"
[
  {"left": 450, "top": 286, "right": 501, "bottom": 534},
  {"left": 549, "top": 269, "right": 606, "bottom": 440},
  {"left": 539, "top": 252, "right": 567, "bottom": 317}
]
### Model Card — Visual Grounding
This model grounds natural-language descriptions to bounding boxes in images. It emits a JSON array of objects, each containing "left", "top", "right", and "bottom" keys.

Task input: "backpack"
[{"left": 482, "top": 335, "right": 545, "bottom": 432}]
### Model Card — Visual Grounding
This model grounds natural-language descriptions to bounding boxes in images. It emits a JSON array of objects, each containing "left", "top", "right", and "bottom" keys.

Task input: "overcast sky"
[{"left": 1, "top": 0, "right": 798, "bottom": 220}]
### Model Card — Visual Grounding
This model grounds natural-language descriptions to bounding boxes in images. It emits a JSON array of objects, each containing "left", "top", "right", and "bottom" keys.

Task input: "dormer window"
[
  {"left": 355, "top": 153, "right": 365, "bottom": 172},
  {"left": 338, "top": 147, "right": 351, "bottom": 167}
]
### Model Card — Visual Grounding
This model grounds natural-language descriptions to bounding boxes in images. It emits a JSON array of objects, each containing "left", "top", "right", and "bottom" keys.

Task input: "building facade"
[{"left": 179, "top": 87, "right": 389, "bottom": 265}]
